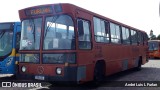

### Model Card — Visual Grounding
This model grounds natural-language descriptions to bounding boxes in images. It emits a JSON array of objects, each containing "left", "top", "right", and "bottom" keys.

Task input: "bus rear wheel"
[
  {"left": 135, "top": 57, "right": 142, "bottom": 71},
  {"left": 93, "top": 61, "right": 105, "bottom": 84}
]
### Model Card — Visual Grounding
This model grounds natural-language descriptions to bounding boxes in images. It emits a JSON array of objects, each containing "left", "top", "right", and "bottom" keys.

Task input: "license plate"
[{"left": 35, "top": 75, "right": 45, "bottom": 80}]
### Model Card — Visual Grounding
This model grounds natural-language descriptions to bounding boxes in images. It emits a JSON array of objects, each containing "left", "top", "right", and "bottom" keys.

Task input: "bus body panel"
[
  {"left": 0, "top": 56, "right": 16, "bottom": 74},
  {"left": 17, "top": 3, "right": 148, "bottom": 83}
]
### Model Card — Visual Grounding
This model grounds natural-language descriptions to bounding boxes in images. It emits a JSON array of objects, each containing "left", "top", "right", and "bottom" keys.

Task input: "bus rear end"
[
  {"left": 0, "top": 22, "right": 21, "bottom": 74},
  {"left": 17, "top": 4, "right": 81, "bottom": 83},
  {"left": 148, "top": 40, "right": 160, "bottom": 58}
]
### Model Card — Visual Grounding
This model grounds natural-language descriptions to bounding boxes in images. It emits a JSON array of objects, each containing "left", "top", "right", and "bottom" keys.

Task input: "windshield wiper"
[{"left": 44, "top": 15, "right": 59, "bottom": 38}]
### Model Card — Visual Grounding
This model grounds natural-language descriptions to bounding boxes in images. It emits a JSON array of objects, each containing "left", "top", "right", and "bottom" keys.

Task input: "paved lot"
[{"left": 0, "top": 59, "right": 160, "bottom": 90}]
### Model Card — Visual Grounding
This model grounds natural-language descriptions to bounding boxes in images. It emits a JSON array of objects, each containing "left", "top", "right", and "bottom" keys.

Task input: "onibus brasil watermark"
[{"left": 2, "top": 82, "right": 42, "bottom": 88}]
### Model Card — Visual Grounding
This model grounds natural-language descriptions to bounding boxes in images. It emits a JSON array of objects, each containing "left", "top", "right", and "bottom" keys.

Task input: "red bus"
[
  {"left": 148, "top": 40, "right": 160, "bottom": 58},
  {"left": 17, "top": 3, "right": 148, "bottom": 83}
]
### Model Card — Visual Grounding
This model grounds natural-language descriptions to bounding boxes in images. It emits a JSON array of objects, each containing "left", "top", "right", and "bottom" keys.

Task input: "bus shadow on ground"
[
  {"left": 0, "top": 75, "right": 15, "bottom": 80},
  {"left": 47, "top": 67, "right": 160, "bottom": 90},
  {"left": 47, "top": 68, "right": 141, "bottom": 90}
]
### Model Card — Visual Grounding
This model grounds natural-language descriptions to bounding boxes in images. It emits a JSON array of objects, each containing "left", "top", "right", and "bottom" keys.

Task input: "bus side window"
[
  {"left": 78, "top": 20, "right": 84, "bottom": 36},
  {"left": 137, "top": 32, "right": 143, "bottom": 45},
  {"left": 77, "top": 19, "right": 91, "bottom": 49},
  {"left": 110, "top": 23, "right": 121, "bottom": 44},
  {"left": 104, "top": 21, "right": 110, "bottom": 43},
  {"left": 142, "top": 32, "right": 145, "bottom": 45},
  {"left": 131, "top": 30, "right": 138, "bottom": 45},
  {"left": 122, "top": 26, "right": 130, "bottom": 44},
  {"left": 93, "top": 17, "right": 110, "bottom": 43}
]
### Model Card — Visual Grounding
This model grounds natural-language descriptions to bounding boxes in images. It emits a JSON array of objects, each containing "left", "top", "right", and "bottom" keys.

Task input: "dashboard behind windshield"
[{"left": 43, "top": 15, "right": 75, "bottom": 50}]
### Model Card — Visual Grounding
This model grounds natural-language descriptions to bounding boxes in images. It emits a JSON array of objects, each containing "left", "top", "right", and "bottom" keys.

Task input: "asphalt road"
[{"left": 0, "top": 59, "right": 160, "bottom": 90}]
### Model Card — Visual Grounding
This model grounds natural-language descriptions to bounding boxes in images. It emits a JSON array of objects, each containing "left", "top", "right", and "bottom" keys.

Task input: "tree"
[
  {"left": 149, "top": 30, "right": 156, "bottom": 40},
  {"left": 157, "top": 34, "right": 160, "bottom": 40},
  {"left": 149, "top": 30, "right": 153, "bottom": 37},
  {"left": 150, "top": 35, "right": 157, "bottom": 40}
]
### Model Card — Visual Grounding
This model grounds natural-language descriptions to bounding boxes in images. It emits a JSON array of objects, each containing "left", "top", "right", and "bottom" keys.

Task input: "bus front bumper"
[{"left": 16, "top": 66, "right": 86, "bottom": 83}]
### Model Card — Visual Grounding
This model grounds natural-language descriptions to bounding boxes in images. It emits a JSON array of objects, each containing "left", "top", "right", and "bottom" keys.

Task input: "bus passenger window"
[
  {"left": 137, "top": 32, "right": 143, "bottom": 45},
  {"left": 131, "top": 30, "right": 138, "bottom": 45},
  {"left": 93, "top": 17, "right": 109, "bottom": 43},
  {"left": 122, "top": 27, "right": 130, "bottom": 44},
  {"left": 78, "top": 19, "right": 91, "bottom": 49},
  {"left": 143, "top": 33, "right": 149, "bottom": 45},
  {"left": 110, "top": 23, "right": 121, "bottom": 44}
]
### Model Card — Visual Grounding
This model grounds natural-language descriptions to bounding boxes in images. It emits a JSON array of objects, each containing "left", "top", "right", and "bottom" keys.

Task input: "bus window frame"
[
  {"left": 109, "top": 22, "right": 122, "bottom": 44},
  {"left": 20, "top": 17, "right": 43, "bottom": 51},
  {"left": 121, "top": 26, "right": 131, "bottom": 45},
  {"left": 19, "top": 53, "right": 40, "bottom": 64},
  {"left": 42, "top": 52, "right": 76, "bottom": 64},
  {"left": 43, "top": 14, "right": 76, "bottom": 50},
  {"left": 130, "top": 29, "right": 138, "bottom": 45},
  {"left": 93, "top": 16, "right": 110, "bottom": 44},
  {"left": 77, "top": 18, "right": 92, "bottom": 50}
]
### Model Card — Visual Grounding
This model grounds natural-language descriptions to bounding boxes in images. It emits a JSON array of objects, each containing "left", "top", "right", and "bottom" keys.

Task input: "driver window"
[{"left": 77, "top": 19, "right": 91, "bottom": 49}]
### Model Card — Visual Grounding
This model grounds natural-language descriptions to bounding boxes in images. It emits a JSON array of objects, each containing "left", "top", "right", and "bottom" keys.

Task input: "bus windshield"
[
  {"left": 43, "top": 15, "right": 75, "bottom": 50},
  {"left": 148, "top": 42, "right": 159, "bottom": 51},
  {"left": 20, "top": 18, "right": 42, "bottom": 50},
  {"left": 0, "top": 30, "right": 13, "bottom": 57}
]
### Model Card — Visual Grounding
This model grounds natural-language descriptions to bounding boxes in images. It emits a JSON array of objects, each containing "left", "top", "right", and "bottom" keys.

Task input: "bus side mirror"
[{"left": 78, "top": 20, "right": 84, "bottom": 36}]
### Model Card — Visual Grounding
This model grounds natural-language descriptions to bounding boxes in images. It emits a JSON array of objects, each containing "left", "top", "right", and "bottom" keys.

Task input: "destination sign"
[{"left": 25, "top": 6, "right": 53, "bottom": 16}]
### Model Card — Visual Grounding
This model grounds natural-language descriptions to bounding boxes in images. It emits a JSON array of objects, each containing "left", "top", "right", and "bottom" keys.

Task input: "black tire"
[
  {"left": 135, "top": 59, "right": 142, "bottom": 71},
  {"left": 94, "top": 62, "right": 105, "bottom": 84}
]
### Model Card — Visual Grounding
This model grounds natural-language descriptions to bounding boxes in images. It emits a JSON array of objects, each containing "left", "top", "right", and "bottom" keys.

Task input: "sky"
[{"left": 0, "top": 0, "right": 160, "bottom": 36}]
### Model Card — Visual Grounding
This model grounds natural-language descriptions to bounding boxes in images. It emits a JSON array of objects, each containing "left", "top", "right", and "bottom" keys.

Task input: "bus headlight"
[
  {"left": 56, "top": 67, "right": 62, "bottom": 75},
  {"left": 22, "top": 66, "right": 26, "bottom": 72},
  {"left": 6, "top": 57, "right": 13, "bottom": 66}
]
